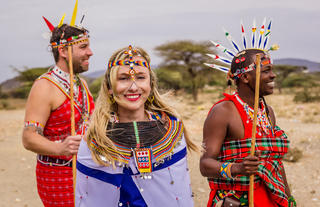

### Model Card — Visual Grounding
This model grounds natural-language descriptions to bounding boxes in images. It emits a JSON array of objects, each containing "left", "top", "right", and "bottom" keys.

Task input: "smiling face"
[
  {"left": 111, "top": 56, "right": 151, "bottom": 114},
  {"left": 247, "top": 53, "right": 276, "bottom": 96},
  {"left": 71, "top": 37, "right": 93, "bottom": 73}
]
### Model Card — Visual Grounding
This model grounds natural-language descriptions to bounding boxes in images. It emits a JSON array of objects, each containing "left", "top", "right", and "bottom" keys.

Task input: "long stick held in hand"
[
  {"left": 69, "top": 1, "right": 78, "bottom": 205},
  {"left": 68, "top": 46, "right": 77, "bottom": 202},
  {"left": 249, "top": 54, "right": 261, "bottom": 207}
]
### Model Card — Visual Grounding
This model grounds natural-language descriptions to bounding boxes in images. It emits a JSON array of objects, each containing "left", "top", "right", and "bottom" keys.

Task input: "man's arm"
[
  {"left": 22, "top": 79, "right": 81, "bottom": 156},
  {"left": 200, "top": 102, "right": 260, "bottom": 178},
  {"left": 200, "top": 102, "right": 229, "bottom": 177}
]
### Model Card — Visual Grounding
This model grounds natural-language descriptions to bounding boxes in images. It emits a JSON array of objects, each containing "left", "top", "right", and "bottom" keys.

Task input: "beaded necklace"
[
  {"left": 234, "top": 93, "right": 274, "bottom": 136},
  {"left": 39, "top": 66, "right": 91, "bottom": 134}
]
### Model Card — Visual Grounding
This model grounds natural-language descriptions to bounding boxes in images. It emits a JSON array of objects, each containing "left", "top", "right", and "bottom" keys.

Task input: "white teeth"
[
  {"left": 267, "top": 82, "right": 275, "bottom": 87},
  {"left": 126, "top": 95, "right": 139, "bottom": 99}
]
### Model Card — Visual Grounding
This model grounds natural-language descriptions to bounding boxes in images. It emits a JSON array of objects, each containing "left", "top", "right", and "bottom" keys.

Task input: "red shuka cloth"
[{"left": 206, "top": 93, "right": 288, "bottom": 207}]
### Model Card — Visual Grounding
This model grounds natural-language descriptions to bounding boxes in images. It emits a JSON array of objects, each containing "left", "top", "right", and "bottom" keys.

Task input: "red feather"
[{"left": 42, "top": 16, "right": 55, "bottom": 32}]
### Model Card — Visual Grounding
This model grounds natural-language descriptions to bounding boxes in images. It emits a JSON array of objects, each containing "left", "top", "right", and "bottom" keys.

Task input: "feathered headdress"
[
  {"left": 205, "top": 18, "right": 279, "bottom": 79},
  {"left": 42, "top": 0, "right": 88, "bottom": 48}
]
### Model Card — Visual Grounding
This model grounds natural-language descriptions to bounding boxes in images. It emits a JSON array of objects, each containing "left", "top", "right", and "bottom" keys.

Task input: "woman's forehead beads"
[{"left": 108, "top": 45, "right": 150, "bottom": 81}]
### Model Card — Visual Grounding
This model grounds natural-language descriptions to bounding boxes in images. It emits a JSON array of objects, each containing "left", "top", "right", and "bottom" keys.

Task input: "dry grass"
[
  {"left": 0, "top": 88, "right": 319, "bottom": 207},
  {"left": 266, "top": 89, "right": 320, "bottom": 123},
  {"left": 0, "top": 98, "right": 26, "bottom": 110}
]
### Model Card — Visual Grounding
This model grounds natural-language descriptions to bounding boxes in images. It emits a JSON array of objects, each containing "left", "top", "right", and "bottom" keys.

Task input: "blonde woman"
[{"left": 75, "top": 46, "right": 197, "bottom": 207}]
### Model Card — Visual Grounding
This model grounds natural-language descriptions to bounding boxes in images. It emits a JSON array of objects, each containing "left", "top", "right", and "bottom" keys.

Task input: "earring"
[
  {"left": 109, "top": 95, "right": 115, "bottom": 104},
  {"left": 148, "top": 95, "right": 154, "bottom": 104}
]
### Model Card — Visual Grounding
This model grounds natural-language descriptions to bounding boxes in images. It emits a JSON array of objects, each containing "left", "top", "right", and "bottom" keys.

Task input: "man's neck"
[
  {"left": 56, "top": 59, "right": 70, "bottom": 74},
  {"left": 237, "top": 88, "right": 255, "bottom": 108}
]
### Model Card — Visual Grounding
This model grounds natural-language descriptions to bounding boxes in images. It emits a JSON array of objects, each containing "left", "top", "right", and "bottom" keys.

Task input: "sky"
[{"left": 1, "top": 0, "right": 320, "bottom": 83}]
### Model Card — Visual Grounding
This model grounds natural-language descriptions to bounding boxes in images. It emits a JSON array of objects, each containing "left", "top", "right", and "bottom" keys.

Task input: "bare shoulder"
[
  {"left": 26, "top": 78, "right": 65, "bottom": 112},
  {"left": 204, "top": 100, "right": 236, "bottom": 133},
  {"left": 206, "top": 100, "right": 236, "bottom": 122},
  {"left": 28, "top": 78, "right": 57, "bottom": 101},
  {"left": 24, "top": 79, "right": 58, "bottom": 124}
]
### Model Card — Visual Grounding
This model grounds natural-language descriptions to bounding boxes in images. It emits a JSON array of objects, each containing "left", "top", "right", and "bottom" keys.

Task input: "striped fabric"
[{"left": 211, "top": 127, "right": 289, "bottom": 197}]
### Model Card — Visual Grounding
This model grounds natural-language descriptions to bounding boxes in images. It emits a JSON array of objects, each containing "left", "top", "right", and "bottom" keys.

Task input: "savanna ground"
[{"left": 0, "top": 88, "right": 319, "bottom": 207}]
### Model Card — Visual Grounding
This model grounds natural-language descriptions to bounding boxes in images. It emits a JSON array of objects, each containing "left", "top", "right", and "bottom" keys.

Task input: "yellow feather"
[
  {"left": 70, "top": 0, "right": 78, "bottom": 26},
  {"left": 58, "top": 13, "right": 66, "bottom": 28}
]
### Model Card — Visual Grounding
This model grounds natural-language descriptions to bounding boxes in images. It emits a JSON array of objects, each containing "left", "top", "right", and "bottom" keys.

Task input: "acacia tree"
[
  {"left": 273, "top": 65, "right": 307, "bottom": 93},
  {"left": 8, "top": 66, "right": 50, "bottom": 98},
  {"left": 155, "top": 40, "right": 215, "bottom": 102}
]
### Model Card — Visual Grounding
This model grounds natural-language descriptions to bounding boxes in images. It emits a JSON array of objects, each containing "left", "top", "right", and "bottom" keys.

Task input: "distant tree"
[
  {"left": 155, "top": 40, "right": 217, "bottom": 101},
  {"left": 273, "top": 65, "right": 307, "bottom": 93},
  {"left": 282, "top": 73, "right": 318, "bottom": 88},
  {"left": 12, "top": 66, "right": 50, "bottom": 82},
  {"left": 154, "top": 66, "right": 183, "bottom": 94},
  {"left": 9, "top": 66, "right": 50, "bottom": 98},
  {"left": 88, "top": 75, "right": 104, "bottom": 100},
  {"left": 0, "top": 85, "right": 8, "bottom": 99}
]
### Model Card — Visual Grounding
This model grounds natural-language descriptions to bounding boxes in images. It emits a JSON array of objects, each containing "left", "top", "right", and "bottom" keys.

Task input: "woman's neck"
[{"left": 117, "top": 107, "right": 148, "bottom": 123}]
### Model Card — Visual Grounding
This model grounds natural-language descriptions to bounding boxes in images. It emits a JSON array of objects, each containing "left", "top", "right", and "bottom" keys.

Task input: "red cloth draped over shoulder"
[
  {"left": 206, "top": 93, "right": 289, "bottom": 207},
  {"left": 36, "top": 70, "right": 95, "bottom": 207}
]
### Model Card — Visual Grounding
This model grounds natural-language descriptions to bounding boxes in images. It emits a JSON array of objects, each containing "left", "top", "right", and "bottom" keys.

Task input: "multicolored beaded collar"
[
  {"left": 234, "top": 93, "right": 274, "bottom": 136},
  {"left": 90, "top": 112, "right": 183, "bottom": 165}
]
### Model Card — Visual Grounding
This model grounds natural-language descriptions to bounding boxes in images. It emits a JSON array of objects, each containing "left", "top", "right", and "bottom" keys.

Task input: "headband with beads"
[
  {"left": 42, "top": 0, "right": 89, "bottom": 48},
  {"left": 108, "top": 45, "right": 150, "bottom": 81},
  {"left": 204, "top": 18, "right": 279, "bottom": 79}
]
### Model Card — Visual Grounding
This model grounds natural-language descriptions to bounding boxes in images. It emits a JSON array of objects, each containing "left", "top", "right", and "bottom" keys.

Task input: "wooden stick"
[
  {"left": 67, "top": 46, "right": 77, "bottom": 205},
  {"left": 249, "top": 54, "right": 261, "bottom": 207}
]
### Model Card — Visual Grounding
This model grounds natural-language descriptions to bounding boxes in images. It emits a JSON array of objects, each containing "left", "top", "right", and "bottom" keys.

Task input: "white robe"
[{"left": 76, "top": 136, "right": 194, "bottom": 207}]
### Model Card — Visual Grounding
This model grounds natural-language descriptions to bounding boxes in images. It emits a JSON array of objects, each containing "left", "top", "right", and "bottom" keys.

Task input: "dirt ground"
[{"left": 0, "top": 91, "right": 319, "bottom": 207}]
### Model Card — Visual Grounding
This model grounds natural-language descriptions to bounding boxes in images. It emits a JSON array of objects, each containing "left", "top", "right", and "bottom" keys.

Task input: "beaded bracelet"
[
  {"left": 288, "top": 196, "right": 296, "bottom": 207},
  {"left": 24, "top": 121, "right": 44, "bottom": 135},
  {"left": 220, "top": 162, "right": 234, "bottom": 179}
]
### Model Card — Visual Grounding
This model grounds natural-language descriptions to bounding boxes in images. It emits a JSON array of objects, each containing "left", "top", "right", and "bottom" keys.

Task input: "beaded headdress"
[
  {"left": 42, "top": 0, "right": 89, "bottom": 48},
  {"left": 205, "top": 18, "right": 279, "bottom": 79},
  {"left": 108, "top": 45, "right": 150, "bottom": 81}
]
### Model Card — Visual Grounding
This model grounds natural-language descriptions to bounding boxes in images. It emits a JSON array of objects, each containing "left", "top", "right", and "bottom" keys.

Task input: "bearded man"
[{"left": 22, "top": 18, "right": 94, "bottom": 207}]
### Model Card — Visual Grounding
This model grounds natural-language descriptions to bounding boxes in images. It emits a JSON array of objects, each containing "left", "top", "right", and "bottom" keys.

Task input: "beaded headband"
[
  {"left": 108, "top": 45, "right": 150, "bottom": 81},
  {"left": 42, "top": 0, "right": 89, "bottom": 48},
  {"left": 205, "top": 18, "right": 279, "bottom": 79}
]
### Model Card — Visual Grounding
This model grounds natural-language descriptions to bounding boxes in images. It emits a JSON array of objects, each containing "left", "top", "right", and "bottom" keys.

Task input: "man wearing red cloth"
[
  {"left": 22, "top": 19, "right": 94, "bottom": 206},
  {"left": 200, "top": 49, "right": 295, "bottom": 207}
]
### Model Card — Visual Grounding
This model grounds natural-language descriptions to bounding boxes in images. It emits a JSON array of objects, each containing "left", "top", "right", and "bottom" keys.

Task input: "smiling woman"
[{"left": 75, "top": 45, "right": 198, "bottom": 207}]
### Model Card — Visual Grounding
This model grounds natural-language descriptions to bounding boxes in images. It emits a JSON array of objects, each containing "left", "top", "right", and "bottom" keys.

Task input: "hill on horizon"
[{"left": 273, "top": 58, "right": 320, "bottom": 72}]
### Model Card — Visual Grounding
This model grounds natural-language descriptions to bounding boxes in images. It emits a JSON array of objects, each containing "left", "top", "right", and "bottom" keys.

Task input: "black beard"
[{"left": 73, "top": 62, "right": 87, "bottom": 74}]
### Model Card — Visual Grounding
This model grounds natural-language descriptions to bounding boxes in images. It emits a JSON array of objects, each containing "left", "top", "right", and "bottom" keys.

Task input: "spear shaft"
[
  {"left": 67, "top": 46, "right": 77, "bottom": 206},
  {"left": 249, "top": 54, "right": 261, "bottom": 207}
]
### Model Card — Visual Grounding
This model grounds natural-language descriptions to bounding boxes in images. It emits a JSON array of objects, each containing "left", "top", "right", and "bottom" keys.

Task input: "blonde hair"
[{"left": 87, "top": 46, "right": 198, "bottom": 166}]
